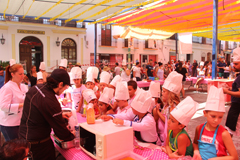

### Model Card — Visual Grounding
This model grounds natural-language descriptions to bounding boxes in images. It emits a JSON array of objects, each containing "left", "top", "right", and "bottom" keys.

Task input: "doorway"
[{"left": 19, "top": 36, "right": 43, "bottom": 73}]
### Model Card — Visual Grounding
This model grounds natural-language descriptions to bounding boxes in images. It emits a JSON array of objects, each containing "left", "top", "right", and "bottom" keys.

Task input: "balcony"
[{"left": 99, "top": 35, "right": 117, "bottom": 48}]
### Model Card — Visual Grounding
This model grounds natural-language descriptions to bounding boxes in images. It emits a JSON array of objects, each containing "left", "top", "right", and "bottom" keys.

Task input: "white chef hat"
[
  {"left": 110, "top": 75, "right": 122, "bottom": 88},
  {"left": 115, "top": 81, "right": 129, "bottom": 100},
  {"left": 100, "top": 71, "right": 111, "bottom": 84},
  {"left": 99, "top": 87, "right": 114, "bottom": 104},
  {"left": 10, "top": 59, "right": 16, "bottom": 66},
  {"left": 149, "top": 81, "right": 161, "bottom": 98},
  {"left": 71, "top": 67, "right": 82, "bottom": 79},
  {"left": 68, "top": 72, "right": 74, "bottom": 85},
  {"left": 200, "top": 61, "right": 204, "bottom": 66},
  {"left": 131, "top": 90, "right": 152, "bottom": 113},
  {"left": 37, "top": 72, "right": 43, "bottom": 80},
  {"left": 171, "top": 96, "right": 199, "bottom": 126},
  {"left": 39, "top": 62, "right": 46, "bottom": 71},
  {"left": 86, "top": 67, "right": 99, "bottom": 83},
  {"left": 162, "top": 71, "right": 183, "bottom": 94},
  {"left": 122, "top": 59, "right": 127, "bottom": 66},
  {"left": 232, "top": 48, "right": 240, "bottom": 62},
  {"left": 59, "top": 59, "right": 68, "bottom": 68},
  {"left": 83, "top": 89, "right": 97, "bottom": 103},
  {"left": 205, "top": 86, "right": 225, "bottom": 112}
]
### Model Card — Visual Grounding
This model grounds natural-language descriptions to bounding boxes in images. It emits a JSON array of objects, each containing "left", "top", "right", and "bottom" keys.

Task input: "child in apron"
[
  {"left": 148, "top": 81, "right": 163, "bottom": 114},
  {"left": 163, "top": 96, "right": 198, "bottom": 159},
  {"left": 98, "top": 87, "right": 115, "bottom": 118},
  {"left": 115, "top": 82, "right": 131, "bottom": 114},
  {"left": 99, "top": 71, "right": 111, "bottom": 94},
  {"left": 152, "top": 71, "right": 182, "bottom": 146},
  {"left": 108, "top": 75, "right": 122, "bottom": 111},
  {"left": 127, "top": 80, "right": 138, "bottom": 107},
  {"left": 82, "top": 89, "right": 99, "bottom": 118},
  {"left": 193, "top": 86, "right": 238, "bottom": 160}
]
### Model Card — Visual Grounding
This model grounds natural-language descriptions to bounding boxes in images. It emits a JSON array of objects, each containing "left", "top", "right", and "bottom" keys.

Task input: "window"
[
  {"left": 61, "top": 38, "right": 77, "bottom": 64},
  {"left": 101, "top": 24, "right": 111, "bottom": 46},
  {"left": 43, "top": 19, "right": 50, "bottom": 24},
  {"left": 55, "top": 20, "right": 61, "bottom": 26},
  {"left": 0, "top": 16, "right": 4, "bottom": 21}
]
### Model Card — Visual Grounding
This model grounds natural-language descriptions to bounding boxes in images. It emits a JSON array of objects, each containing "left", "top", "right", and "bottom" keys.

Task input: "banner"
[{"left": 178, "top": 32, "right": 192, "bottom": 54}]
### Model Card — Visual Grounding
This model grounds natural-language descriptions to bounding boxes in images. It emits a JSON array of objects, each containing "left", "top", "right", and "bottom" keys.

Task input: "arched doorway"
[
  {"left": 19, "top": 36, "right": 43, "bottom": 73},
  {"left": 61, "top": 38, "right": 77, "bottom": 64}
]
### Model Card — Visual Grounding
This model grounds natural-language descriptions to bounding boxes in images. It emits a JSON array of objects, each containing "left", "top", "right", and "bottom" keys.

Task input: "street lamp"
[
  {"left": 0, "top": 34, "right": 5, "bottom": 45},
  {"left": 56, "top": 37, "right": 60, "bottom": 46}
]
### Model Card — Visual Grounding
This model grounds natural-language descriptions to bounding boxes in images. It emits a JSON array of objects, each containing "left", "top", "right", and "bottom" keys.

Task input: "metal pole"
[
  {"left": 94, "top": 23, "right": 97, "bottom": 65},
  {"left": 128, "top": 38, "right": 131, "bottom": 69},
  {"left": 212, "top": 0, "right": 218, "bottom": 79},
  {"left": 175, "top": 33, "right": 178, "bottom": 61}
]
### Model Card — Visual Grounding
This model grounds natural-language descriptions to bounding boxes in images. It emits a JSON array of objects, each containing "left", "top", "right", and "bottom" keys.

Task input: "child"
[
  {"left": 127, "top": 80, "right": 137, "bottom": 106},
  {"left": 108, "top": 75, "right": 122, "bottom": 111},
  {"left": 164, "top": 96, "right": 198, "bottom": 159},
  {"left": 70, "top": 67, "right": 86, "bottom": 113},
  {"left": 148, "top": 81, "right": 163, "bottom": 113},
  {"left": 115, "top": 81, "right": 130, "bottom": 114},
  {"left": 101, "top": 90, "right": 158, "bottom": 144},
  {"left": 99, "top": 71, "right": 111, "bottom": 93},
  {"left": 152, "top": 71, "right": 183, "bottom": 146},
  {"left": 82, "top": 89, "right": 99, "bottom": 117},
  {"left": 193, "top": 86, "right": 238, "bottom": 160},
  {"left": 36, "top": 71, "right": 44, "bottom": 84},
  {"left": 98, "top": 87, "right": 115, "bottom": 117}
]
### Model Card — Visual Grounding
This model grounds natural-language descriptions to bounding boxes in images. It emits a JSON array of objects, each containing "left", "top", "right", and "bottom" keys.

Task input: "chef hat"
[
  {"left": 149, "top": 81, "right": 160, "bottom": 98},
  {"left": 86, "top": 74, "right": 95, "bottom": 83},
  {"left": 200, "top": 61, "right": 204, "bottom": 66},
  {"left": 83, "top": 89, "right": 97, "bottom": 103},
  {"left": 59, "top": 59, "right": 68, "bottom": 68},
  {"left": 87, "top": 67, "right": 99, "bottom": 82},
  {"left": 232, "top": 48, "right": 240, "bottom": 62},
  {"left": 10, "top": 59, "right": 16, "bottom": 66},
  {"left": 205, "top": 86, "right": 225, "bottom": 112},
  {"left": 37, "top": 72, "right": 43, "bottom": 80},
  {"left": 100, "top": 71, "right": 111, "bottom": 84},
  {"left": 171, "top": 96, "right": 199, "bottom": 126},
  {"left": 110, "top": 75, "right": 122, "bottom": 88},
  {"left": 162, "top": 71, "right": 183, "bottom": 94},
  {"left": 115, "top": 81, "right": 129, "bottom": 100},
  {"left": 99, "top": 87, "right": 114, "bottom": 104},
  {"left": 122, "top": 59, "right": 127, "bottom": 66},
  {"left": 68, "top": 72, "right": 74, "bottom": 85},
  {"left": 39, "top": 62, "right": 46, "bottom": 71},
  {"left": 131, "top": 90, "right": 152, "bottom": 113},
  {"left": 71, "top": 67, "right": 82, "bottom": 79}
]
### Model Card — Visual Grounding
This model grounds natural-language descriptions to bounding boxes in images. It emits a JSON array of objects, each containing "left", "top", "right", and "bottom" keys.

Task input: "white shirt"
[
  {"left": 0, "top": 81, "right": 28, "bottom": 126},
  {"left": 121, "top": 69, "right": 130, "bottom": 82},
  {"left": 71, "top": 85, "right": 86, "bottom": 109},
  {"left": 133, "top": 67, "right": 141, "bottom": 78},
  {"left": 110, "top": 108, "right": 158, "bottom": 143},
  {"left": 116, "top": 105, "right": 131, "bottom": 114},
  {"left": 115, "top": 66, "right": 121, "bottom": 76}
]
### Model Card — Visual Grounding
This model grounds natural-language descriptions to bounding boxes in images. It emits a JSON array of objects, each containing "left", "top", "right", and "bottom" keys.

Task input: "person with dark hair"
[
  {"left": 0, "top": 60, "right": 28, "bottom": 141},
  {"left": 146, "top": 60, "right": 154, "bottom": 77},
  {"left": 156, "top": 62, "right": 164, "bottom": 80},
  {"left": 24, "top": 65, "right": 37, "bottom": 87},
  {"left": 127, "top": 80, "right": 137, "bottom": 106},
  {"left": 0, "top": 65, "right": 5, "bottom": 89},
  {"left": 133, "top": 62, "right": 141, "bottom": 81},
  {"left": 175, "top": 62, "right": 188, "bottom": 97},
  {"left": 19, "top": 69, "right": 75, "bottom": 160},
  {"left": 114, "top": 62, "right": 121, "bottom": 76},
  {"left": 0, "top": 139, "right": 31, "bottom": 160}
]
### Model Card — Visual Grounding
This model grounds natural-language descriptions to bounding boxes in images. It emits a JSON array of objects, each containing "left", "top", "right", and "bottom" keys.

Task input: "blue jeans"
[{"left": 0, "top": 125, "right": 19, "bottom": 141}]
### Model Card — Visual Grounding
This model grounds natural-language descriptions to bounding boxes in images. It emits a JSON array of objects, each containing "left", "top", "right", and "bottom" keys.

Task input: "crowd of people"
[{"left": 0, "top": 48, "right": 240, "bottom": 160}]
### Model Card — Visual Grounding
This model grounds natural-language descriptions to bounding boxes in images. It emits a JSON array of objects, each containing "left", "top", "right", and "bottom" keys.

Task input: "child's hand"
[
  {"left": 169, "top": 149, "right": 183, "bottom": 159},
  {"left": 193, "top": 150, "right": 202, "bottom": 160},
  {"left": 160, "top": 146, "right": 167, "bottom": 153},
  {"left": 100, "top": 115, "right": 113, "bottom": 121},
  {"left": 112, "top": 118, "right": 124, "bottom": 125}
]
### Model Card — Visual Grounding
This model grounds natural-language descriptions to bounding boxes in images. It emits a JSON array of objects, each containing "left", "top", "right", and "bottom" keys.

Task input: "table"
[
  {"left": 186, "top": 77, "right": 212, "bottom": 90},
  {"left": 54, "top": 113, "right": 170, "bottom": 160},
  {"left": 137, "top": 80, "right": 164, "bottom": 88},
  {"left": 207, "top": 79, "right": 234, "bottom": 103}
]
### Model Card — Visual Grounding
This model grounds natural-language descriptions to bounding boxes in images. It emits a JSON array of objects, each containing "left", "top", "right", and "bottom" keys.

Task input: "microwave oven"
[{"left": 79, "top": 120, "right": 136, "bottom": 160}]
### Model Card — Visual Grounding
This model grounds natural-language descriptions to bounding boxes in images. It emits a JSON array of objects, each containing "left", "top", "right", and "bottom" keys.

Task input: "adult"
[
  {"left": 0, "top": 60, "right": 27, "bottom": 141},
  {"left": 208, "top": 61, "right": 212, "bottom": 76},
  {"left": 224, "top": 61, "right": 231, "bottom": 78},
  {"left": 156, "top": 62, "right": 164, "bottom": 80},
  {"left": 95, "top": 62, "right": 102, "bottom": 81},
  {"left": 188, "top": 61, "right": 192, "bottom": 76},
  {"left": 39, "top": 62, "right": 48, "bottom": 83},
  {"left": 164, "top": 64, "right": 171, "bottom": 79},
  {"left": 146, "top": 60, "right": 154, "bottom": 77},
  {"left": 175, "top": 62, "right": 188, "bottom": 98},
  {"left": 24, "top": 66, "right": 37, "bottom": 87},
  {"left": 217, "top": 57, "right": 226, "bottom": 78},
  {"left": 195, "top": 62, "right": 205, "bottom": 91},
  {"left": 0, "top": 139, "right": 31, "bottom": 160},
  {"left": 67, "top": 62, "right": 73, "bottom": 72},
  {"left": 223, "top": 48, "right": 240, "bottom": 137},
  {"left": 121, "top": 60, "right": 131, "bottom": 82},
  {"left": 0, "top": 65, "right": 5, "bottom": 88},
  {"left": 133, "top": 62, "right": 141, "bottom": 81},
  {"left": 114, "top": 62, "right": 121, "bottom": 76},
  {"left": 192, "top": 60, "right": 198, "bottom": 77},
  {"left": 19, "top": 69, "right": 75, "bottom": 160}
]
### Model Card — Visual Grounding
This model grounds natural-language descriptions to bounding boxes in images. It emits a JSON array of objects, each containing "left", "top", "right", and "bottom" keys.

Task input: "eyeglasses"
[{"left": 24, "top": 151, "right": 33, "bottom": 159}]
